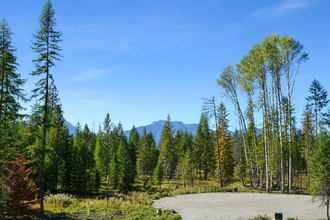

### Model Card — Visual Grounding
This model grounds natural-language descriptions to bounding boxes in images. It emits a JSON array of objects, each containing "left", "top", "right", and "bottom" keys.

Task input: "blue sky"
[{"left": 1, "top": 0, "right": 330, "bottom": 132}]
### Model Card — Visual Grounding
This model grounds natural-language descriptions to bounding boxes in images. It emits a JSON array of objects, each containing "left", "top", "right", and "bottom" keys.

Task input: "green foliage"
[
  {"left": 0, "top": 18, "right": 26, "bottom": 201},
  {"left": 69, "top": 123, "right": 98, "bottom": 195},
  {"left": 108, "top": 153, "right": 119, "bottom": 190},
  {"left": 0, "top": 16, "right": 26, "bottom": 129},
  {"left": 194, "top": 113, "right": 213, "bottom": 180},
  {"left": 128, "top": 125, "right": 140, "bottom": 171},
  {"left": 159, "top": 114, "right": 175, "bottom": 180},
  {"left": 234, "top": 158, "right": 247, "bottom": 186},
  {"left": 94, "top": 127, "right": 106, "bottom": 178},
  {"left": 306, "top": 79, "right": 329, "bottom": 137},
  {"left": 153, "top": 163, "right": 164, "bottom": 188},
  {"left": 250, "top": 215, "right": 272, "bottom": 220},
  {"left": 309, "top": 131, "right": 330, "bottom": 217},
  {"left": 44, "top": 194, "right": 77, "bottom": 207},
  {"left": 137, "top": 128, "right": 158, "bottom": 178},
  {"left": 58, "top": 124, "right": 74, "bottom": 193},
  {"left": 45, "top": 104, "right": 64, "bottom": 194},
  {"left": 179, "top": 148, "right": 194, "bottom": 187},
  {"left": 29, "top": 1, "right": 63, "bottom": 216},
  {"left": 216, "top": 121, "right": 234, "bottom": 184},
  {"left": 117, "top": 141, "right": 134, "bottom": 193},
  {"left": 103, "top": 113, "right": 112, "bottom": 180},
  {"left": 30, "top": 0, "right": 62, "bottom": 89},
  {"left": 142, "top": 179, "right": 154, "bottom": 193}
]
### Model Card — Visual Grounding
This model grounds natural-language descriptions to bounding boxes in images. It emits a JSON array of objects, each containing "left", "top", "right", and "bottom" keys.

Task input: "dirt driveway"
[{"left": 153, "top": 192, "right": 327, "bottom": 220}]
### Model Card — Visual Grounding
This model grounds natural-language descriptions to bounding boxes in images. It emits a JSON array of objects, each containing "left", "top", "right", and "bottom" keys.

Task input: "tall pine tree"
[
  {"left": 159, "top": 115, "right": 175, "bottom": 181},
  {"left": 306, "top": 79, "right": 329, "bottom": 140},
  {"left": 0, "top": 16, "right": 26, "bottom": 129},
  {"left": 117, "top": 141, "right": 134, "bottom": 193},
  {"left": 30, "top": 1, "right": 62, "bottom": 216}
]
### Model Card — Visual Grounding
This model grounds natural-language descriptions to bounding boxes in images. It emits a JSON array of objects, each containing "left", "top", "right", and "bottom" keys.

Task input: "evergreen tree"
[
  {"left": 108, "top": 153, "right": 119, "bottom": 190},
  {"left": 102, "top": 113, "right": 112, "bottom": 181},
  {"left": 94, "top": 126, "right": 106, "bottom": 177},
  {"left": 216, "top": 103, "right": 234, "bottom": 185},
  {"left": 0, "top": 16, "right": 26, "bottom": 129},
  {"left": 301, "top": 104, "right": 315, "bottom": 184},
  {"left": 71, "top": 123, "right": 82, "bottom": 193},
  {"left": 25, "top": 103, "right": 43, "bottom": 146},
  {"left": 309, "top": 131, "right": 330, "bottom": 219},
  {"left": 174, "top": 129, "right": 183, "bottom": 170},
  {"left": 176, "top": 130, "right": 194, "bottom": 187},
  {"left": 46, "top": 104, "right": 64, "bottom": 194},
  {"left": 193, "top": 113, "right": 213, "bottom": 180},
  {"left": 109, "top": 122, "right": 126, "bottom": 166},
  {"left": 201, "top": 114, "right": 213, "bottom": 180},
  {"left": 136, "top": 128, "right": 157, "bottom": 178},
  {"left": 48, "top": 82, "right": 60, "bottom": 113},
  {"left": 58, "top": 124, "right": 73, "bottom": 193},
  {"left": 306, "top": 79, "right": 329, "bottom": 139},
  {"left": 73, "top": 124, "right": 95, "bottom": 196},
  {"left": 4, "top": 153, "right": 41, "bottom": 219},
  {"left": 179, "top": 148, "right": 194, "bottom": 187},
  {"left": 148, "top": 131, "right": 159, "bottom": 175},
  {"left": 30, "top": 1, "right": 62, "bottom": 216},
  {"left": 159, "top": 115, "right": 175, "bottom": 180},
  {"left": 217, "top": 123, "right": 234, "bottom": 185},
  {"left": 117, "top": 141, "right": 134, "bottom": 193},
  {"left": 153, "top": 163, "right": 164, "bottom": 189},
  {"left": 0, "top": 18, "right": 26, "bottom": 199},
  {"left": 128, "top": 126, "right": 139, "bottom": 174},
  {"left": 193, "top": 115, "right": 205, "bottom": 180}
]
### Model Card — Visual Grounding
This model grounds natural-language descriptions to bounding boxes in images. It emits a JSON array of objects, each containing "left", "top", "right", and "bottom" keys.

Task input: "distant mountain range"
[
  {"left": 65, "top": 120, "right": 198, "bottom": 143},
  {"left": 65, "top": 120, "right": 236, "bottom": 145},
  {"left": 124, "top": 120, "right": 199, "bottom": 145}
]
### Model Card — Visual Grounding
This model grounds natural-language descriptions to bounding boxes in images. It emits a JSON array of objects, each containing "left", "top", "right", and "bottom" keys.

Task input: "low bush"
[
  {"left": 250, "top": 214, "right": 272, "bottom": 220},
  {"left": 44, "top": 193, "right": 77, "bottom": 207}
]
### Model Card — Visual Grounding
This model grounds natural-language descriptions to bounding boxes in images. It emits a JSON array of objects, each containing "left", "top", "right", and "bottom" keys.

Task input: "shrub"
[
  {"left": 250, "top": 214, "right": 272, "bottom": 220},
  {"left": 44, "top": 194, "right": 77, "bottom": 207}
]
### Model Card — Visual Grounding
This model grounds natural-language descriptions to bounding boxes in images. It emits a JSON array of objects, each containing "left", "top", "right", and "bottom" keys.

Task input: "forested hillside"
[{"left": 1, "top": 0, "right": 330, "bottom": 219}]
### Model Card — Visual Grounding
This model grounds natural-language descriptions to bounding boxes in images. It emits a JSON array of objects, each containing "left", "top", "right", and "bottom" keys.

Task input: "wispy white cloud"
[
  {"left": 253, "top": 0, "right": 310, "bottom": 19},
  {"left": 60, "top": 12, "right": 199, "bottom": 52},
  {"left": 69, "top": 67, "right": 118, "bottom": 81}
]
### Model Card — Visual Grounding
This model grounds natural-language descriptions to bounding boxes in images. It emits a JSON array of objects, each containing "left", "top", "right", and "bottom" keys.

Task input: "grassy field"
[{"left": 42, "top": 174, "right": 311, "bottom": 219}]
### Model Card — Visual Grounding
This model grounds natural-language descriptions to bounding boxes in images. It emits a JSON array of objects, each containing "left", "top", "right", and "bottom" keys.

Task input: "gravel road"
[{"left": 153, "top": 193, "right": 326, "bottom": 220}]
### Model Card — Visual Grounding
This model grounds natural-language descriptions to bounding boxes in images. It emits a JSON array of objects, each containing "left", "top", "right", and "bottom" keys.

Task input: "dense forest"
[{"left": 1, "top": 0, "right": 330, "bottom": 219}]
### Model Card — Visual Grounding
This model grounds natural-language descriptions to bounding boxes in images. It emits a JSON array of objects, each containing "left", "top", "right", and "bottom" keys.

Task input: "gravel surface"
[{"left": 153, "top": 192, "right": 327, "bottom": 220}]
